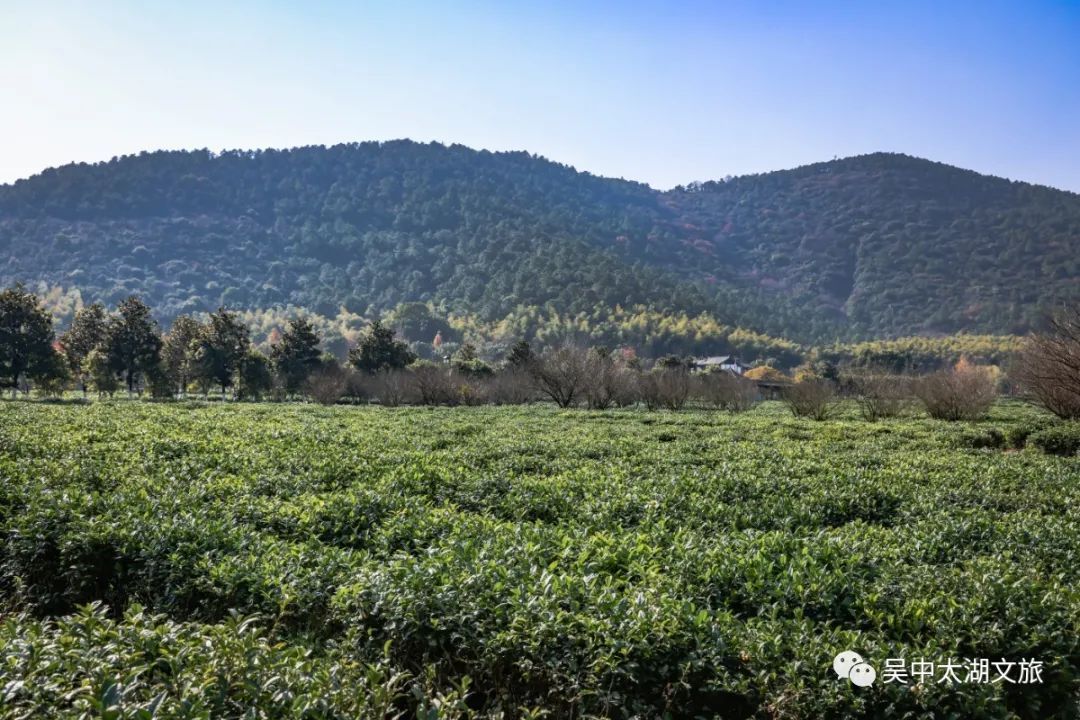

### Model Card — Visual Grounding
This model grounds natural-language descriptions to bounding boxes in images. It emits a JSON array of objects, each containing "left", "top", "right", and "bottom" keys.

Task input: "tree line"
[{"left": 4, "top": 283, "right": 1078, "bottom": 429}]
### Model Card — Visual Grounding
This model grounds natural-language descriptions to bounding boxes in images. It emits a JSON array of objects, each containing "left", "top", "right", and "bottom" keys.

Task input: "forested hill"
[{"left": 0, "top": 141, "right": 1076, "bottom": 343}]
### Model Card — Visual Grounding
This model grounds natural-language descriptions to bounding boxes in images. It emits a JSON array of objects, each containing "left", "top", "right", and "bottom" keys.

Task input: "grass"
[{"left": 0, "top": 400, "right": 1077, "bottom": 718}]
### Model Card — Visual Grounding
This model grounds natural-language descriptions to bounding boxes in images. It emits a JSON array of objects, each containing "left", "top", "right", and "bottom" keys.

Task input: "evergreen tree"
[
  {"left": 0, "top": 284, "right": 57, "bottom": 396},
  {"left": 59, "top": 302, "right": 108, "bottom": 396},
  {"left": 194, "top": 308, "right": 250, "bottom": 396},
  {"left": 238, "top": 351, "right": 273, "bottom": 401},
  {"left": 270, "top": 317, "right": 322, "bottom": 394},
  {"left": 104, "top": 296, "right": 163, "bottom": 395},
  {"left": 162, "top": 315, "right": 205, "bottom": 396},
  {"left": 505, "top": 340, "right": 535, "bottom": 368},
  {"left": 348, "top": 321, "right": 416, "bottom": 374},
  {"left": 84, "top": 348, "right": 118, "bottom": 397}
]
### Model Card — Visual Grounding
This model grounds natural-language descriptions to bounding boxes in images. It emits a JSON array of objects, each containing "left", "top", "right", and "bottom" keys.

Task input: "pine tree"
[
  {"left": 348, "top": 321, "right": 415, "bottom": 374},
  {"left": 270, "top": 317, "right": 322, "bottom": 394},
  {"left": 194, "top": 308, "right": 250, "bottom": 396}
]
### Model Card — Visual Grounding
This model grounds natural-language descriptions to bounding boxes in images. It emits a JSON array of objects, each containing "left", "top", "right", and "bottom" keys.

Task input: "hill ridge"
[{"left": 1, "top": 141, "right": 1076, "bottom": 343}]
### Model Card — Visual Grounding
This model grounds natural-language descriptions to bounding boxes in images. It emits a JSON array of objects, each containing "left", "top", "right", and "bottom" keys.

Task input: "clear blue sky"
[{"left": 3, "top": 0, "right": 1078, "bottom": 191}]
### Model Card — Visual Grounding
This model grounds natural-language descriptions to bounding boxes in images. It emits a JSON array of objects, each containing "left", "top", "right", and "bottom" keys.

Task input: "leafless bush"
[
  {"left": 583, "top": 351, "right": 638, "bottom": 409},
  {"left": 411, "top": 362, "right": 458, "bottom": 405},
  {"left": 697, "top": 371, "right": 759, "bottom": 412},
  {"left": 455, "top": 376, "right": 490, "bottom": 406},
  {"left": 639, "top": 368, "right": 691, "bottom": 411},
  {"left": 487, "top": 369, "right": 536, "bottom": 405},
  {"left": 847, "top": 372, "right": 910, "bottom": 421},
  {"left": 368, "top": 369, "right": 413, "bottom": 406},
  {"left": 343, "top": 369, "right": 370, "bottom": 404},
  {"left": 783, "top": 378, "right": 836, "bottom": 420},
  {"left": 306, "top": 365, "right": 347, "bottom": 406},
  {"left": 915, "top": 362, "right": 996, "bottom": 420},
  {"left": 531, "top": 345, "right": 590, "bottom": 408},
  {"left": 1013, "top": 307, "right": 1080, "bottom": 419}
]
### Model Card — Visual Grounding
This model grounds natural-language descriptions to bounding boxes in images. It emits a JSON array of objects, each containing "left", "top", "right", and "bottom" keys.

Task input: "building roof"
[{"left": 694, "top": 355, "right": 737, "bottom": 365}]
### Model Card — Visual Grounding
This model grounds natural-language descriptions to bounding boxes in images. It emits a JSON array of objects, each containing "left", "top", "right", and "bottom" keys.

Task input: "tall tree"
[
  {"left": 270, "top": 317, "right": 322, "bottom": 394},
  {"left": 194, "top": 308, "right": 250, "bottom": 395},
  {"left": 348, "top": 320, "right": 416, "bottom": 374},
  {"left": 238, "top": 350, "right": 273, "bottom": 401},
  {"left": 59, "top": 302, "right": 108, "bottom": 396},
  {"left": 162, "top": 315, "right": 205, "bottom": 397},
  {"left": 104, "top": 296, "right": 163, "bottom": 395},
  {"left": 0, "top": 284, "right": 56, "bottom": 396}
]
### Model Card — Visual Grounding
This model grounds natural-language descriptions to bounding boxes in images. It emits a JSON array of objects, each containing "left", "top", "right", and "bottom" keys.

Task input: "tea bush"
[
  {"left": 1029, "top": 424, "right": 1080, "bottom": 457},
  {"left": 0, "top": 400, "right": 1077, "bottom": 718}
]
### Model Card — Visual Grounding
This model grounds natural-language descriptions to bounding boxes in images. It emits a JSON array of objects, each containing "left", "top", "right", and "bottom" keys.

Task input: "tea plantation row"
[{"left": 0, "top": 401, "right": 1077, "bottom": 718}]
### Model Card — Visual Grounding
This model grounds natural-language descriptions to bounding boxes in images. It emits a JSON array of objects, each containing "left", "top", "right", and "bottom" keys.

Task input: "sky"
[{"left": 2, "top": 0, "right": 1079, "bottom": 191}]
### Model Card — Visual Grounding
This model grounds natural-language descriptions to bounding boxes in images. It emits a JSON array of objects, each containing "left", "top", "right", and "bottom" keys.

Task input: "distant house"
[{"left": 691, "top": 355, "right": 749, "bottom": 375}]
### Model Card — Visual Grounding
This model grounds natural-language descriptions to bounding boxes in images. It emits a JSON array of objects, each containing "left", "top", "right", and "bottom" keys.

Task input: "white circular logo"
[
  {"left": 849, "top": 661, "right": 877, "bottom": 687},
  {"left": 833, "top": 650, "right": 864, "bottom": 679}
]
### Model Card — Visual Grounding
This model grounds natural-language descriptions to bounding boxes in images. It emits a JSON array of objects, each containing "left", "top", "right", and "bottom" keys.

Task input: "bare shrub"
[
  {"left": 531, "top": 345, "right": 590, "bottom": 408},
  {"left": 455, "top": 376, "right": 490, "bottom": 406},
  {"left": 411, "top": 362, "right": 457, "bottom": 405},
  {"left": 1013, "top": 307, "right": 1080, "bottom": 419},
  {"left": 583, "top": 350, "right": 638, "bottom": 409},
  {"left": 915, "top": 361, "right": 996, "bottom": 421},
  {"left": 343, "top": 369, "right": 370, "bottom": 404},
  {"left": 306, "top": 365, "right": 347, "bottom": 406},
  {"left": 783, "top": 378, "right": 836, "bottom": 420},
  {"left": 487, "top": 369, "right": 536, "bottom": 405},
  {"left": 368, "top": 369, "right": 413, "bottom": 406},
  {"left": 697, "top": 371, "right": 759, "bottom": 412},
  {"left": 640, "top": 368, "right": 691, "bottom": 411},
  {"left": 848, "top": 372, "right": 910, "bottom": 421}
]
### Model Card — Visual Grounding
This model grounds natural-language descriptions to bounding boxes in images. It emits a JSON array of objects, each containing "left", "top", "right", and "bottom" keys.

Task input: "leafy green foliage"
[
  {"left": 270, "top": 317, "right": 323, "bottom": 393},
  {"left": 0, "top": 400, "right": 1076, "bottom": 717},
  {"left": 1029, "top": 424, "right": 1080, "bottom": 457},
  {"left": 0, "top": 603, "right": 479, "bottom": 719},
  {"left": 0, "top": 283, "right": 55, "bottom": 391},
  {"left": 2, "top": 144, "right": 1075, "bottom": 343},
  {"left": 192, "top": 307, "right": 250, "bottom": 394},
  {"left": 103, "top": 296, "right": 162, "bottom": 394},
  {"left": 348, "top": 321, "right": 415, "bottom": 374}
]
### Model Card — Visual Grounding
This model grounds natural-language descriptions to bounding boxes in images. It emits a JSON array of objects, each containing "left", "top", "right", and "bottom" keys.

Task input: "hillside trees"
[
  {"left": 2, "top": 144, "right": 1076, "bottom": 342},
  {"left": 0, "top": 284, "right": 56, "bottom": 395}
]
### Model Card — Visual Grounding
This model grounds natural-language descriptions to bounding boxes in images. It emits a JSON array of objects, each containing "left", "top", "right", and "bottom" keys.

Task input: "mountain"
[{"left": 0, "top": 141, "right": 1076, "bottom": 343}]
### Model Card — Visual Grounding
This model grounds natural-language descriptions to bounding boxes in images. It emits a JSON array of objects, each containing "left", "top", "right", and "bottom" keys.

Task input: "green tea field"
[{"left": 1, "top": 401, "right": 1078, "bottom": 718}]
